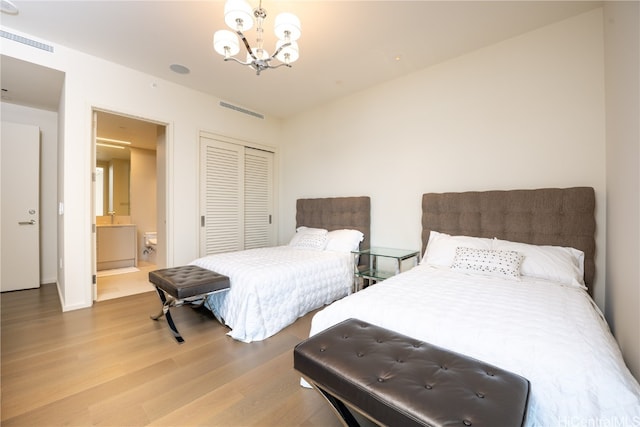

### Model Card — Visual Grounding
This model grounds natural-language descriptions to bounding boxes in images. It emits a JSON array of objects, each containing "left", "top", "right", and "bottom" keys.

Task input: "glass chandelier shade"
[
  {"left": 274, "top": 13, "right": 301, "bottom": 42},
  {"left": 275, "top": 40, "right": 299, "bottom": 64},
  {"left": 224, "top": 0, "right": 254, "bottom": 31},
  {"left": 213, "top": 0, "right": 301, "bottom": 75},
  {"left": 213, "top": 29, "right": 240, "bottom": 57}
]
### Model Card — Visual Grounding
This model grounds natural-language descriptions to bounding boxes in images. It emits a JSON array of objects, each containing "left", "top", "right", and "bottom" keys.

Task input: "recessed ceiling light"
[
  {"left": 1, "top": 0, "right": 19, "bottom": 15},
  {"left": 96, "top": 143, "right": 126, "bottom": 150},
  {"left": 96, "top": 137, "right": 131, "bottom": 145},
  {"left": 170, "top": 64, "right": 190, "bottom": 75}
]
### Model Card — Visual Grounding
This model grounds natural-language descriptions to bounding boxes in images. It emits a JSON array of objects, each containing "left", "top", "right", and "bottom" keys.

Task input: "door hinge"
[
  {"left": 201, "top": 215, "right": 205, "bottom": 227},
  {"left": 269, "top": 214, "right": 272, "bottom": 224},
  {"left": 92, "top": 274, "right": 97, "bottom": 284}
]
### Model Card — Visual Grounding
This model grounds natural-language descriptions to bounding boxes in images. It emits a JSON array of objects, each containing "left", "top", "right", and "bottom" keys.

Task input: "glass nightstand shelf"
[{"left": 352, "top": 246, "right": 421, "bottom": 292}]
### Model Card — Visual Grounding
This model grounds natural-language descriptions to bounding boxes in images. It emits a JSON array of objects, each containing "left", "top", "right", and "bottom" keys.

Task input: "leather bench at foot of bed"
[
  {"left": 149, "top": 265, "right": 230, "bottom": 343},
  {"left": 294, "top": 318, "right": 530, "bottom": 427}
]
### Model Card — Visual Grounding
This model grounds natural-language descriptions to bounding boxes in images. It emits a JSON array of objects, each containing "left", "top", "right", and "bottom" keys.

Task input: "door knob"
[{"left": 18, "top": 220, "right": 36, "bottom": 225}]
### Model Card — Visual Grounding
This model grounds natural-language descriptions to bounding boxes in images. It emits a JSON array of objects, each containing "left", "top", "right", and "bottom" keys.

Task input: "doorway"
[{"left": 93, "top": 110, "right": 167, "bottom": 301}]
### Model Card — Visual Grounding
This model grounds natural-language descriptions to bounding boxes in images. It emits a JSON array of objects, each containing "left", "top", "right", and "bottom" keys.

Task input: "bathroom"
[{"left": 95, "top": 111, "right": 163, "bottom": 301}]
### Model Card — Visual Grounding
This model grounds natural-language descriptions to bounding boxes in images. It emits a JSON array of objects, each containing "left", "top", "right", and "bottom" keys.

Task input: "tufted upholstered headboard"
[
  {"left": 296, "top": 196, "right": 371, "bottom": 252},
  {"left": 421, "top": 187, "right": 596, "bottom": 294}
]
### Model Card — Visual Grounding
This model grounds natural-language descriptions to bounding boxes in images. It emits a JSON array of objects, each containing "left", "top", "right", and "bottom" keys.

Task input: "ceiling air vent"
[
  {"left": 0, "top": 30, "right": 54, "bottom": 52},
  {"left": 219, "top": 101, "right": 264, "bottom": 119}
]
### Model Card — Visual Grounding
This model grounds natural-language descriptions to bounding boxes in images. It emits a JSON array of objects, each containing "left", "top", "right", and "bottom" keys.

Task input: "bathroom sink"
[{"left": 96, "top": 215, "right": 133, "bottom": 225}]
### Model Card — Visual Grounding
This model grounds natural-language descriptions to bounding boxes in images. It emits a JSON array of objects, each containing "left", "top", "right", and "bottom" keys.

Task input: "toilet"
[{"left": 143, "top": 231, "right": 157, "bottom": 255}]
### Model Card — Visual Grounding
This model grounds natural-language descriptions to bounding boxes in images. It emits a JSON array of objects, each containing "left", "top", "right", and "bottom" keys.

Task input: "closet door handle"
[{"left": 18, "top": 220, "right": 36, "bottom": 225}]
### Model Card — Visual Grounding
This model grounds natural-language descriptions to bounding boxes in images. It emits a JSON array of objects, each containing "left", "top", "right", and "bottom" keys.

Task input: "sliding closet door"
[
  {"left": 199, "top": 136, "right": 275, "bottom": 256},
  {"left": 200, "top": 137, "right": 244, "bottom": 255},
  {"left": 244, "top": 148, "right": 274, "bottom": 249}
]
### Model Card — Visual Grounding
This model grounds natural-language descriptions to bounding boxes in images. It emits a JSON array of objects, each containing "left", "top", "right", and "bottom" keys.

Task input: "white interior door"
[
  {"left": 91, "top": 111, "right": 98, "bottom": 300},
  {"left": 1, "top": 122, "right": 40, "bottom": 291}
]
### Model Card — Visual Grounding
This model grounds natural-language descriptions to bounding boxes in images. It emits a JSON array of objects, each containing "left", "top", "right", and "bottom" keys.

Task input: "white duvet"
[
  {"left": 308, "top": 264, "right": 640, "bottom": 426},
  {"left": 191, "top": 246, "right": 353, "bottom": 343}
]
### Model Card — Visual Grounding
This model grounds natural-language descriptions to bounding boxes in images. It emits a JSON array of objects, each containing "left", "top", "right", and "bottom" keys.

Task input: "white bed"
[
  {"left": 191, "top": 196, "right": 370, "bottom": 342},
  {"left": 305, "top": 188, "right": 640, "bottom": 425},
  {"left": 309, "top": 264, "right": 640, "bottom": 425},
  {"left": 192, "top": 245, "right": 353, "bottom": 342}
]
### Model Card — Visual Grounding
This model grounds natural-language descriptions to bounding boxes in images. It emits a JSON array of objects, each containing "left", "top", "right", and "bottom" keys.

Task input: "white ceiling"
[{"left": 1, "top": 1, "right": 601, "bottom": 132}]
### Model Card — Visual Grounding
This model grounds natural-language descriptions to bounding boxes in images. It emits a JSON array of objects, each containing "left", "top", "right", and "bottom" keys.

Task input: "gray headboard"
[
  {"left": 296, "top": 196, "right": 371, "bottom": 252},
  {"left": 421, "top": 187, "right": 596, "bottom": 294}
]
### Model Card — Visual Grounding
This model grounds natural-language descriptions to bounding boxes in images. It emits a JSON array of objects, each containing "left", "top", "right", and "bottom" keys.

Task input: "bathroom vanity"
[{"left": 96, "top": 224, "right": 137, "bottom": 270}]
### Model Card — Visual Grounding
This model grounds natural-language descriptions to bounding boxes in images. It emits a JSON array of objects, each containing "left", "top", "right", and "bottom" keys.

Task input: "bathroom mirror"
[
  {"left": 96, "top": 146, "right": 131, "bottom": 216},
  {"left": 94, "top": 110, "right": 159, "bottom": 221}
]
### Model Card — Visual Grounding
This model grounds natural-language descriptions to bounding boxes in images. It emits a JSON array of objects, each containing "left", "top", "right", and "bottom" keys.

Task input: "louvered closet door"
[
  {"left": 200, "top": 138, "right": 244, "bottom": 255},
  {"left": 244, "top": 148, "right": 274, "bottom": 249},
  {"left": 200, "top": 137, "right": 275, "bottom": 256}
]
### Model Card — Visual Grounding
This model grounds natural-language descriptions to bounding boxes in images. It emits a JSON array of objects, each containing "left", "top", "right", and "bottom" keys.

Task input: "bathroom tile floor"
[{"left": 96, "top": 261, "right": 157, "bottom": 301}]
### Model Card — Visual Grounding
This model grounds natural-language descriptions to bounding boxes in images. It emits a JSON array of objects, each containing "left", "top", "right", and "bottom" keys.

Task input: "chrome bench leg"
[
  {"left": 150, "top": 287, "right": 185, "bottom": 344},
  {"left": 316, "top": 384, "right": 360, "bottom": 427}
]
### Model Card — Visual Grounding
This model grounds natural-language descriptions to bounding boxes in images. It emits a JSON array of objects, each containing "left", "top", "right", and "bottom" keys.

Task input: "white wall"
[
  {"left": 1, "top": 103, "right": 58, "bottom": 284},
  {"left": 281, "top": 10, "right": 607, "bottom": 306},
  {"left": 130, "top": 147, "right": 157, "bottom": 263},
  {"left": 1, "top": 28, "right": 283, "bottom": 311},
  {"left": 604, "top": 1, "right": 640, "bottom": 379}
]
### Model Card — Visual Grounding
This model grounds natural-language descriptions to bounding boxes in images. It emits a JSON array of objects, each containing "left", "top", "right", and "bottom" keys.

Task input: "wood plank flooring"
[{"left": 1, "top": 284, "right": 342, "bottom": 426}]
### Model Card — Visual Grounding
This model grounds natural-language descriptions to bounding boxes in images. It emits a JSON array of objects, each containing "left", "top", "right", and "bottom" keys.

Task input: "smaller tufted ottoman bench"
[
  {"left": 294, "top": 318, "right": 530, "bottom": 427},
  {"left": 149, "top": 265, "right": 230, "bottom": 343}
]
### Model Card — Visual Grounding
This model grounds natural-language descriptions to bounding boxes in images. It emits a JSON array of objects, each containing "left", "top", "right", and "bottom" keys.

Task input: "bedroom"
[{"left": 1, "top": 0, "right": 638, "bottom": 424}]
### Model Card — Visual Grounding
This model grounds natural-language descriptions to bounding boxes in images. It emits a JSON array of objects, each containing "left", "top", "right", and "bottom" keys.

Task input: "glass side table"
[{"left": 351, "top": 247, "right": 421, "bottom": 292}]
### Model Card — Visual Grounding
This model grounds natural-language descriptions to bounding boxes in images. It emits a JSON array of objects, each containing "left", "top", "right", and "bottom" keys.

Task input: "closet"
[{"left": 199, "top": 134, "right": 275, "bottom": 256}]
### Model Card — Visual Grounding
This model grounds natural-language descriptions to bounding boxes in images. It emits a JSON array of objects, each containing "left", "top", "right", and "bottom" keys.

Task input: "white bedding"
[
  {"left": 191, "top": 246, "right": 353, "bottom": 342},
  {"left": 308, "top": 264, "right": 640, "bottom": 426}
]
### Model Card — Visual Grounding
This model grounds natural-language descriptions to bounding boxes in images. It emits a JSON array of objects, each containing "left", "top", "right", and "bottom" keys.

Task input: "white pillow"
[
  {"left": 451, "top": 247, "right": 524, "bottom": 280},
  {"left": 289, "top": 227, "right": 328, "bottom": 250},
  {"left": 423, "top": 231, "right": 493, "bottom": 267},
  {"left": 492, "top": 238, "right": 585, "bottom": 288},
  {"left": 325, "top": 229, "right": 364, "bottom": 253}
]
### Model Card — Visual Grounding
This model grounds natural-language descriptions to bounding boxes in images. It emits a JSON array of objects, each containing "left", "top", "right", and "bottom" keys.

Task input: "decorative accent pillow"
[
  {"left": 492, "top": 239, "right": 585, "bottom": 288},
  {"left": 423, "top": 231, "right": 494, "bottom": 267},
  {"left": 325, "top": 229, "right": 364, "bottom": 253},
  {"left": 289, "top": 227, "right": 328, "bottom": 251},
  {"left": 451, "top": 247, "right": 524, "bottom": 280}
]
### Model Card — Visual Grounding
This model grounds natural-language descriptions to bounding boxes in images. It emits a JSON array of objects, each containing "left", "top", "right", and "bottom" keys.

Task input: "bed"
[
  {"left": 307, "top": 187, "right": 640, "bottom": 425},
  {"left": 190, "top": 196, "right": 370, "bottom": 343}
]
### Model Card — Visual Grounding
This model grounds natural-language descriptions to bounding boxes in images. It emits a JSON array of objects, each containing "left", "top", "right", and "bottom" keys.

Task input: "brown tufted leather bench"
[
  {"left": 294, "top": 318, "right": 530, "bottom": 427},
  {"left": 149, "top": 265, "right": 230, "bottom": 343}
]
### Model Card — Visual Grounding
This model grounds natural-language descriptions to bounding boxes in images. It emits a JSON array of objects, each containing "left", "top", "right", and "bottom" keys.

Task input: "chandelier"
[{"left": 213, "top": 0, "right": 301, "bottom": 76}]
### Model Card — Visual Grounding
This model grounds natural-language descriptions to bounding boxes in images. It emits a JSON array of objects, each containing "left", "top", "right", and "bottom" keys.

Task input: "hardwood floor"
[{"left": 1, "top": 284, "right": 342, "bottom": 426}]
